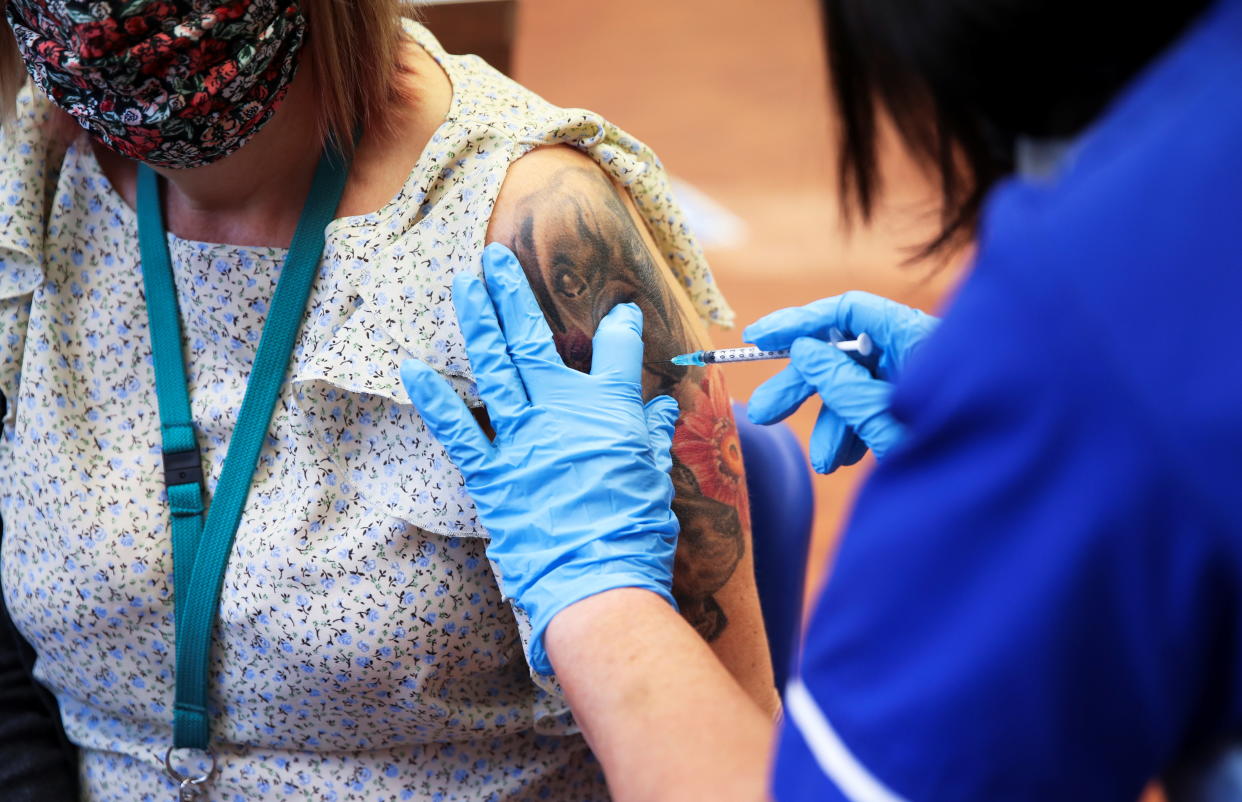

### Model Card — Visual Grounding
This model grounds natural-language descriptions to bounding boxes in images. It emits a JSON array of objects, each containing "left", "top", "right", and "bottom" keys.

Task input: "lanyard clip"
[
  {"left": 164, "top": 746, "right": 216, "bottom": 799},
  {"left": 162, "top": 445, "right": 204, "bottom": 488}
]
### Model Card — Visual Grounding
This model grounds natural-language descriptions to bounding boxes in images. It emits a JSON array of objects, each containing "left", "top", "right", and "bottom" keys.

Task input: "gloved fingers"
[
  {"left": 743, "top": 291, "right": 925, "bottom": 357},
  {"left": 479, "top": 243, "right": 564, "bottom": 370},
  {"left": 825, "top": 292, "right": 939, "bottom": 379},
  {"left": 400, "top": 359, "right": 493, "bottom": 476},
  {"left": 789, "top": 336, "right": 902, "bottom": 456},
  {"left": 832, "top": 290, "right": 915, "bottom": 349},
  {"left": 838, "top": 425, "right": 870, "bottom": 468},
  {"left": 644, "top": 395, "right": 680, "bottom": 475},
  {"left": 750, "top": 365, "right": 864, "bottom": 473},
  {"left": 746, "top": 364, "right": 816, "bottom": 425},
  {"left": 453, "top": 272, "right": 530, "bottom": 430},
  {"left": 589, "top": 303, "right": 646, "bottom": 385},
  {"left": 743, "top": 296, "right": 844, "bottom": 350},
  {"left": 807, "top": 404, "right": 855, "bottom": 475},
  {"left": 833, "top": 291, "right": 939, "bottom": 378}
]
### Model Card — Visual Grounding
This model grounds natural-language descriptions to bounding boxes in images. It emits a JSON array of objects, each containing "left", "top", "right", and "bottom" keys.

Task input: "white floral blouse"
[{"left": 0, "top": 21, "right": 732, "bottom": 802}]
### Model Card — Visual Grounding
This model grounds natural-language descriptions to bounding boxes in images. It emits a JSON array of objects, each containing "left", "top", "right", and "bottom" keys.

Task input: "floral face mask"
[{"left": 5, "top": 0, "right": 307, "bottom": 168}]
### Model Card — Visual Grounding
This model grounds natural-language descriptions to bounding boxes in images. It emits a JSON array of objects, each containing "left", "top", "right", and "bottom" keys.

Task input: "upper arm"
[
  {"left": 485, "top": 146, "right": 711, "bottom": 396},
  {"left": 486, "top": 145, "right": 775, "bottom": 704}
]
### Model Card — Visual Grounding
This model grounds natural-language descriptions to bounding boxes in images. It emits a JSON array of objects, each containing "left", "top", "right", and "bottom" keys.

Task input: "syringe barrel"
[{"left": 703, "top": 347, "right": 792, "bottom": 364}]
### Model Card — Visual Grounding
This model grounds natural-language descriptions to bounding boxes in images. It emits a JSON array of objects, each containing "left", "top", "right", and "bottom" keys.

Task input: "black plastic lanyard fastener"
[{"left": 162, "top": 445, "right": 205, "bottom": 488}]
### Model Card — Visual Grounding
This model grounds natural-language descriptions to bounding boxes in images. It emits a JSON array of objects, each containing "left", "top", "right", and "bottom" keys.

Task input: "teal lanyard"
[{"left": 136, "top": 147, "right": 349, "bottom": 754}]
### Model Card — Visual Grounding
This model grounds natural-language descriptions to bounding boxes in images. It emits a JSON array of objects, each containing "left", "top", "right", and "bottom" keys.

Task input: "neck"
[{"left": 153, "top": 68, "right": 324, "bottom": 247}]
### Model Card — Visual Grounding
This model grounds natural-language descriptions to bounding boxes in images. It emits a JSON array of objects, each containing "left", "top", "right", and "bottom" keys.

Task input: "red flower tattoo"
[{"left": 672, "top": 368, "right": 748, "bottom": 513}]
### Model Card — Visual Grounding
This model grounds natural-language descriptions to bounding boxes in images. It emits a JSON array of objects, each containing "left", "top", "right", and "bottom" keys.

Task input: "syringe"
[{"left": 659, "top": 330, "right": 873, "bottom": 367}]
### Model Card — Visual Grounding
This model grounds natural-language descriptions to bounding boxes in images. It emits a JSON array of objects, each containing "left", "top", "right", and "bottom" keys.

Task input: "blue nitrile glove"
[
  {"left": 744, "top": 291, "right": 939, "bottom": 473},
  {"left": 399, "top": 243, "right": 681, "bottom": 675}
]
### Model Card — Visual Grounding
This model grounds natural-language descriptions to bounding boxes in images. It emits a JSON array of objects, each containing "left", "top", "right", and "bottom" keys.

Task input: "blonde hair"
[
  {"left": 0, "top": 4, "right": 22, "bottom": 123},
  {"left": 303, "top": 0, "right": 422, "bottom": 151},
  {"left": 0, "top": 0, "right": 421, "bottom": 153}
]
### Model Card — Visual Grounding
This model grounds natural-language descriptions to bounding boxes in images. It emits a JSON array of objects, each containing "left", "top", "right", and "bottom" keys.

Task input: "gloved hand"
[
  {"left": 744, "top": 291, "right": 939, "bottom": 473},
  {"left": 399, "top": 243, "right": 681, "bottom": 675}
]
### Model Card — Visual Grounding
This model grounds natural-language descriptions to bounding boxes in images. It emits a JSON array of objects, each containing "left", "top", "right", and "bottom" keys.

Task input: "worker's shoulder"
[
  {"left": 987, "top": 0, "right": 1242, "bottom": 282},
  {"left": 976, "top": 0, "right": 1242, "bottom": 318},
  {"left": 966, "top": 11, "right": 1242, "bottom": 525}
]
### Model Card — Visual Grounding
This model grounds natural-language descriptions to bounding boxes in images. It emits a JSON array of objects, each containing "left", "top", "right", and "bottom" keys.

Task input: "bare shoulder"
[
  {"left": 486, "top": 145, "right": 710, "bottom": 394},
  {"left": 487, "top": 143, "right": 608, "bottom": 213},
  {"left": 486, "top": 144, "right": 641, "bottom": 252},
  {"left": 487, "top": 145, "right": 673, "bottom": 267}
]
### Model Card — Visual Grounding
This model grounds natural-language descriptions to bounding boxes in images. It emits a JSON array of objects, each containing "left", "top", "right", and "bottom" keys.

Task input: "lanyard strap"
[{"left": 137, "top": 147, "right": 350, "bottom": 750}]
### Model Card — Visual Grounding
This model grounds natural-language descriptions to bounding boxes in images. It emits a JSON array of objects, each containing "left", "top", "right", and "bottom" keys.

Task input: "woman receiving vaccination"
[{"left": 0, "top": 1, "right": 773, "bottom": 799}]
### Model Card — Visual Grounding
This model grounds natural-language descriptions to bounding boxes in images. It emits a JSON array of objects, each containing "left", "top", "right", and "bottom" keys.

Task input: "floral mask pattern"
[{"left": 5, "top": 0, "right": 306, "bottom": 168}]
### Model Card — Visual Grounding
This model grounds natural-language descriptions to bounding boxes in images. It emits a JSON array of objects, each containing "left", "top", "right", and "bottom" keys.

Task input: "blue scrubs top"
[{"left": 772, "top": 1, "right": 1242, "bottom": 799}]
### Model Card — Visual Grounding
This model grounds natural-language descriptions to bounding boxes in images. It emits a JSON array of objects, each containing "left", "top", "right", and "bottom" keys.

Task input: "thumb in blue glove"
[
  {"left": 399, "top": 242, "right": 682, "bottom": 675},
  {"left": 744, "top": 291, "right": 938, "bottom": 473}
]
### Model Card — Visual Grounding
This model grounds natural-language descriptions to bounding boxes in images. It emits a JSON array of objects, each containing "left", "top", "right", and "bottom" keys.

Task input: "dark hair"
[{"left": 823, "top": 0, "right": 1213, "bottom": 257}]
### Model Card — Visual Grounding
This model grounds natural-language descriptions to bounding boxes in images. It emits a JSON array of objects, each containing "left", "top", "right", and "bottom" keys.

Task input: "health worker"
[{"left": 399, "top": 0, "right": 1242, "bottom": 800}]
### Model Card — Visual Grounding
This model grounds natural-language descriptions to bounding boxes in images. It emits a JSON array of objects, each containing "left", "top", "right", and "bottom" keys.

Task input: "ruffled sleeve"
[{"left": 286, "top": 123, "right": 521, "bottom": 540}]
